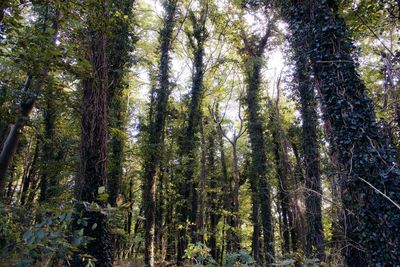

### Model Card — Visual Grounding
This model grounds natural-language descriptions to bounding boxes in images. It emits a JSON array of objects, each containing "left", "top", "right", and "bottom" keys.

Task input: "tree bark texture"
[{"left": 72, "top": 4, "right": 113, "bottom": 264}]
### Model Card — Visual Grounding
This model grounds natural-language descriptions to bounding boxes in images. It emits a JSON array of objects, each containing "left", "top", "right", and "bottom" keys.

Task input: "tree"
[
  {"left": 107, "top": 0, "right": 136, "bottom": 207},
  {"left": 240, "top": 26, "right": 275, "bottom": 264},
  {"left": 285, "top": 4, "right": 325, "bottom": 260},
  {"left": 142, "top": 0, "right": 177, "bottom": 265},
  {"left": 284, "top": 1, "right": 400, "bottom": 265},
  {"left": 176, "top": 1, "right": 209, "bottom": 264},
  {"left": 72, "top": 1, "right": 113, "bottom": 265}
]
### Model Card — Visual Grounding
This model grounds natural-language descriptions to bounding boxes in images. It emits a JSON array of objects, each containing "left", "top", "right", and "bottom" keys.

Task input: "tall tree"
[
  {"left": 176, "top": 2, "right": 209, "bottom": 264},
  {"left": 142, "top": 1, "right": 177, "bottom": 265},
  {"left": 107, "top": 0, "right": 136, "bottom": 206},
  {"left": 284, "top": 1, "right": 400, "bottom": 265},
  {"left": 241, "top": 27, "right": 275, "bottom": 264},
  {"left": 285, "top": 4, "right": 326, "bottom": 260},
  {"left": 72, "top": 1, "right": 113, "bottom": 265}
]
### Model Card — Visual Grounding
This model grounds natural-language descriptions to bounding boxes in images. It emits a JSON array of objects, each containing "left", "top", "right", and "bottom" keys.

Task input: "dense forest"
[{"left": 0, "top": 0, "right": 399, "bottom": 266}]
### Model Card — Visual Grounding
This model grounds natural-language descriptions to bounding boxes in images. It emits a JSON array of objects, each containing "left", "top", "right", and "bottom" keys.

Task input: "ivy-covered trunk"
[
  {"left": 285, "top": 6, "right": 326, "bottom": 259},
  {"left": 244, "top": 55, "right": 275, "bottom": 264},
  {"left": 286, "top": 1, "right": 400, "bottom": 265},
  {"left": 142, "top": 1, "right": 176, "bottom": 265},
  {"left": 72, "top": 2, "right": 113, "bottom": 265},
  {"left": 270, "top": 109, "right": 291, "bottom": 256},
  {"left": 176, "top": 5, "right": 208, "bottom": 264}
]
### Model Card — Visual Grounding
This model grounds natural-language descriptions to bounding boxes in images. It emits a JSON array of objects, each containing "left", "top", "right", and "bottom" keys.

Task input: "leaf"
[
  {"left": 22, "top": 230, "right": 33, "bottom": 241},
  {"left": 98, "top": 186, "right": 106, "bottom": 194}
]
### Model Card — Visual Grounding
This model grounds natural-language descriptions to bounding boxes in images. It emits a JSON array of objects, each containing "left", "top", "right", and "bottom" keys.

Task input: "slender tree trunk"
[
  {"left": 207, "top": 127, "right": 220, "bottom": 261},
  {"left": 244, "top": 55, "right": 275, "bottom": 264},
  {"left": 107, "top": 0, "right": 135, "bottom": 206},
  {"left": 20, "top": 139, "right": 39, "bottom": 206},
  {"left": 196, "top": 120, "right": 206, "bottom": 243},
  {"left": 250, "top": 188, "right": 260, "bottom": 263},
  {"left": 142, "top": 2, "right": 176, "bottom": 265},
  {"left": 296, "top": 40, "right": 325, "bottom": 261},
  {"left": 39, "top": 91, "right": 59, "bottom": 202},
  {"left": 231, "top": 142, "right": 241, "bottom": 250},
  {"left": 284, "top": 3, "right": 326, "bottom": 260},
  {"left": 272, "top": 134, "right": 290, "bottom": 255},
  {"left": 176, "top": 6, "right": 208, "bottom": 264}
]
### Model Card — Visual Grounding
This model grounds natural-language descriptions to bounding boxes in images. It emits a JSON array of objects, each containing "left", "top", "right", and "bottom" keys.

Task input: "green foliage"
[
  {"left": 225, "top": 249, "right": 255, "bottom": 266},
  {"left": 184, "top": 242, "right": 217, "bottom": 267}
]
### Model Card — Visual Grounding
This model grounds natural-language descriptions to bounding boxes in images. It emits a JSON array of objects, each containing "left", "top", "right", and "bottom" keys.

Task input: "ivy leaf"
[{"left": 98, "top": 186, "right": 106, "bottom": 194}]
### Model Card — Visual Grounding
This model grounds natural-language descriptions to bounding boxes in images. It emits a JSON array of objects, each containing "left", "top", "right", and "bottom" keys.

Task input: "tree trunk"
[
  {"left": 244, "top": 54, "right": 275, "bottom": 264},
  {"left": 72, "top": 2, "right": 113, "bottom": 264},
  {"left": 286, "top": 1, "right": 400, "bottom": 264},
  {"left": 142, "top": 1, "right": 177, "bottom": 265},
  {"left": 107, "top": 0, "right": 135, "bottom": 207},
  {"left": 39, "top": 90, "right": 59, "bottom": 202},
  {"left": 196, "top": 119, "right": 206, "bottom": 243},
  {"left": 20, "top": 139, "right": 39, "bottom": 206},
  {"left": 290, "top": 22, "right": 325, "bottom": 260},
  {"left": 176, "top": 6, "right": 208, "bottom": 264},
  {"left": 207, "top": 125, "right": 220, "bottom": 262}
]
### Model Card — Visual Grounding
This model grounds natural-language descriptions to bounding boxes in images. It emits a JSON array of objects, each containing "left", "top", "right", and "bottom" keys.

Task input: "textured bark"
[
  {"left": 142, "top": 1, "right": 176, "bottom": 265},
  {"left": 72, "top": 3, "right": 113, "bottom": 264}
]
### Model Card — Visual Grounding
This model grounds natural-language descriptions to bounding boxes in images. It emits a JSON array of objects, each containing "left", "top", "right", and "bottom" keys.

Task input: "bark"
[
  {"left": 72, "top": 2, "right": 113, "bottom": 264},
  {"left": 142, "top": 1, "right": 176, "bottom": 265}
]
